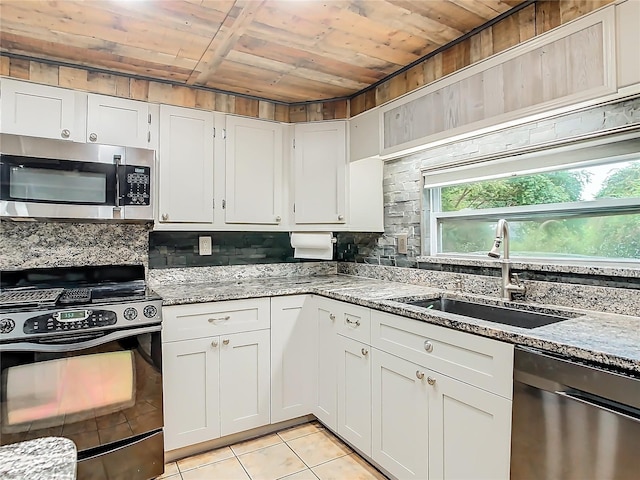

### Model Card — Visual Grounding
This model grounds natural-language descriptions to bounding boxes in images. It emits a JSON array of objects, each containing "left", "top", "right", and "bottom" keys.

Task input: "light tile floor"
[{"left": 158, "top": 421, "right": 388, "bottom": 480}]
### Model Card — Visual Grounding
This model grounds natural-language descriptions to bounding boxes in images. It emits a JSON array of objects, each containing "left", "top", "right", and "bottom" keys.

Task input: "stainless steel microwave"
[{"left": 0, "top": 134, "right": 154, "bottom": 221}]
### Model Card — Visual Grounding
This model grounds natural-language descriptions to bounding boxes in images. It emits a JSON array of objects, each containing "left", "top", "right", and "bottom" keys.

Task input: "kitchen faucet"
[{"left": 488, "top": 219, "right": 526, "bottom": 301}]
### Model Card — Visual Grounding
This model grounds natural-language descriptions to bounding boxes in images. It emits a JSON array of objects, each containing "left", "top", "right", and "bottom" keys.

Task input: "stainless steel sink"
[{"left": 402, "top": 297, "right": 569, "bottom": 329}]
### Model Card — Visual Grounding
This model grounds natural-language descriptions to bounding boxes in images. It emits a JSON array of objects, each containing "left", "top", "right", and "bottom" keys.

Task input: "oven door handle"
[{"left": 0, "top": 325, "right": 161, "bottom": 352}]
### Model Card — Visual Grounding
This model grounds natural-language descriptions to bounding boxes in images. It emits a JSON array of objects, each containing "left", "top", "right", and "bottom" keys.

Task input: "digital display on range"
[{"left": 56, "top": 310, "right": 89, "bottom": 322}]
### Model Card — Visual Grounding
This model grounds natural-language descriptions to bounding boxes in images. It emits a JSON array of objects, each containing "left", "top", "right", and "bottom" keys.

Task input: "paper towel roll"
[{"left": 291, "top": 232, "right": 334, "bottom": 260}]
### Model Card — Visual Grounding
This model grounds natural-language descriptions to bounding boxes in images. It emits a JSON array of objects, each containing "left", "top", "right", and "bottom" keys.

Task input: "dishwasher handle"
[{"left": 556, "top": 390, "right": 640, "bottom": 423}]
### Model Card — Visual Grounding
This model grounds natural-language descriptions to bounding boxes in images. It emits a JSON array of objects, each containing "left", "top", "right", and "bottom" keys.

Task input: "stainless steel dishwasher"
[{"left": 511, "top": 346, "right": 640, "bottom": 480}]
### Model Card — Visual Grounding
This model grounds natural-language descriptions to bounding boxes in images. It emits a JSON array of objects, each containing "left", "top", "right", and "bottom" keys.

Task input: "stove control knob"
[
  {"left": 143, "top": 305, "right": 158, "bottom": 318},
  {"left": 124, "top": 307, "right": 138, "bottom": 321},
  {"left": 0, "top": 318, "right": 15, "bottom": 334}
]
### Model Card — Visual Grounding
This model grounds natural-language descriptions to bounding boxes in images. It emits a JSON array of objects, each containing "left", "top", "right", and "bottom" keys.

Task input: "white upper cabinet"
[
  {"left": 158, "top": 105, "right": 215, "bottom": 224},
  {"left": 225, "top": 116, "right": 284, "bottom": 224},
  {"left": 616, "top": 0, "right": 640, "bottom": 89},
  {"left": 86, "top": 94, "right": 157, "bottom": 149},
  {"left": 293, "top": 121, "right": 347, "bottom": 225},
  {"left": 0, "top": 78, "right": 86, "bottom": 142}
]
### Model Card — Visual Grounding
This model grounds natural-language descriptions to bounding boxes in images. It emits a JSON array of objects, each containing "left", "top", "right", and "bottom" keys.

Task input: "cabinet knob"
[
  {"left": 424, "top": 340, "right": 433, "bottom": 353},
  {"left": 329, "top": 313, "right": 336, "bottom": 321},
  {"left": 222, "top": 339, "right": 230, "bottom": 345},
  {"left": 89, "top": 132, "right": 98, "bottom": 142},
  {"left": 275, "top": 216, "right": 281, "bottom": 222},
  {"left": 361, "top": 348, "right": 368, "bottom": 356},
  {"left": 427, "top": 376, "right": 436, "bottom": 386},
  {"left": 161, "top": 213, "right": 169, "bottom": 221},
  {"left": 61, "top": 129, "right": 70, "bottom": 139},
  {"left": 211, "top": 340, "right": 219, "bottom": 348},
  {"left": 416, "top": 371, "right": 425, "bottom": 380},
  {"left": 338, "top": 214, "right": 344, "bottom": 221}
]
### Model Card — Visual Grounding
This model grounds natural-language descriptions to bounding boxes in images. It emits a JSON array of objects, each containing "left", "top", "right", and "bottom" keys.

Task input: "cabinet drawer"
[
  {"left": 335, "top": 302, "right": 371, "bottom": 344},
  {"left": 163, "top": 298, "right": 270, "bottom": 342},
  {"left": 371, "top": 310, "right": 513, "bottom": 399}
]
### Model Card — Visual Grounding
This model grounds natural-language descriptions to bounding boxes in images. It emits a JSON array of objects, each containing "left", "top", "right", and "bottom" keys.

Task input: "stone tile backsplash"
[{"left": 149, "top": 231, "right": 305, "bottom": 269}]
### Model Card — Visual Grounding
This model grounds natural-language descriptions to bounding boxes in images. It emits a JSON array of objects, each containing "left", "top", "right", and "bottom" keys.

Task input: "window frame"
[{"left": 422, "top": 130, "right": 640, "bottom": 264}]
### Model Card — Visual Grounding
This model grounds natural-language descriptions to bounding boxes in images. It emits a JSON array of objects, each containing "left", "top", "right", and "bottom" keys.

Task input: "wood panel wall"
[
  {"left": 350, "top": 0, "right": 616, "bottom": 116},
  {"left": 0, "top": 0, "right": 613, "bottom": 122}
]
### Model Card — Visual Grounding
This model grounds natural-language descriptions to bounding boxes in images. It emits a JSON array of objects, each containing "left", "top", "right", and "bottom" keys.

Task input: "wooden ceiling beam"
[{"left": 188, "top": 0, "right": 267, "bottom": 85}]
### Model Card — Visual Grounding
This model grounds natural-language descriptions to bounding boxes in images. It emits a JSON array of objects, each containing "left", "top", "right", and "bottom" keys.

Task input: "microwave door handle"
[
  {"left": 114, "top": 155, "right": 122, "bottom": 209},
  {"left": 0, "top": 325, "right": 161, "bottom": 353}
]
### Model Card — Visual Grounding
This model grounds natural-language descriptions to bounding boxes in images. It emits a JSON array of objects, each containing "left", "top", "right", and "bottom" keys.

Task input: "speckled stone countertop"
[
  {"left": 152, "top": 273, "right": 640, "bottom": 373},
  {"left": 0, "top": 437, "right": 76, "bottom": 480}
]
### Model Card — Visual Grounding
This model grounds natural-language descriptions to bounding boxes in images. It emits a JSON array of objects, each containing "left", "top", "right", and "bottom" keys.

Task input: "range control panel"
[
  {"left": 0, "top": 299, "right": 162, "bottom": 341},
  {"left": 23, "top": 309, "right": 117, "bottom": 334}
]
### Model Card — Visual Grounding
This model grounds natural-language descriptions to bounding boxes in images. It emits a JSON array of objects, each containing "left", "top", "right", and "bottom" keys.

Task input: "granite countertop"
[
  {"left": 152, "top": 274, "right": 640, "bottom": 373},
  {"left": 0, "top": 437, "right": 76, "bottom": 480}
]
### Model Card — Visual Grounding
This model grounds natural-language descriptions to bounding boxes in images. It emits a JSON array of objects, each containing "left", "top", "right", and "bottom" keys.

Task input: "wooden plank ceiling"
[{"left": 0, "top": 0, "right": 526, "bottom": 103}]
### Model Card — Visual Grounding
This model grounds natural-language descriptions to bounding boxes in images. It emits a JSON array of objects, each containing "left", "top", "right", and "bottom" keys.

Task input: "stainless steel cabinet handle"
[
  {"left": 89, "top": 132, "right": 98, "bottom": 142},
  {"left": 427, "top": 376, "right": 436, "bottom": 386},
  {"left": 161, "top": 213, "right": 169, "bottom": 221},
  {"left": 346, "top": 318, "right": 361, "bottom": 327},
  {"left": 222, "top": 339, "right": 230, "bottom": 345},
  {"left": 275, "top": 216, "right": 281, "bottom": 222},
  {"left": 329, "top": 313, "right": 336, "bottom": 321},
  {"left": 211, "top": 340, "right": 219, "bottom": 347},
  {"left": 61, "top": 129, "right": 70, "bottom": 139},
  {"left": 361, "top": 348, "right": 368, "bottom": 356},
  {"left": 338, "top": 214, "right": 344, "bottom": 221},
  {"left": 208, "top": 316, "right": 230, "bottom": 323},
  {"left": 416, "top": 371, "right": 425, "bottom": 380},
  {"left": 424, "top": 340, "right": 433, "bottom": 353}
]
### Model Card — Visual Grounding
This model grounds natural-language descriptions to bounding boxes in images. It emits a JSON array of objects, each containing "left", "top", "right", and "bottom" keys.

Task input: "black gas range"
[{"left": 0, "top": 264, "right": 163, "bottom": 343}]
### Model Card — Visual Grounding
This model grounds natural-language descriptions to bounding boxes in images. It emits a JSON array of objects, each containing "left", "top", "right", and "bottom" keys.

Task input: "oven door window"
[
  {"left": 0, "top": 154, "right": 116, "bottom": 205},
  {"left": 0, "top": 331, "right": 162, "bottom": 451}
]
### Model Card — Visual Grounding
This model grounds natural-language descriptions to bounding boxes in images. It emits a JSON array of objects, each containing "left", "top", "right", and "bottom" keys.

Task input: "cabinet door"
[
  {"left": 372, "top": 349, "right": 429, "bottom": 480},
  {"left": 158, "top": 105, "right": 214, "bottom": 223},
  {"left": 313, "top": 297, "right": 338, "bottom": 430},
  {"left": 429, "top": 373, "right": 512, "bottom": 480},
  {"left": 86, "top": 94, "right": 150, "bottom": 149},
  {"left": 225, "top": 116, "right": 283, "bottom": 224},
  {"left": 337, "top": 335, "right": 371, "bottom": 456},
  {"left": 162, "top": 337, "right": 220, "bottom": 451},
  {"left": 270, "top": 296, "right": 315, "bottom": 423},
  {"left": 294, "top": 121, "right": 347, "bottom": 224},
  {"left": 219, "top": 329, "right": 271, "bottom": 436},
  {"left": 0, "top": 79, "right": 85, "bottom": 142}
]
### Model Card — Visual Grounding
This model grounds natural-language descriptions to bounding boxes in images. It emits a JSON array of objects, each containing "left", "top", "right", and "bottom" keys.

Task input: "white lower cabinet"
[
  {"left": 371, "top": 348, "right": 429, "bottom": 480},
  {"left": 162, "top": 336, "right": 221, "bottom": 451},
  {"left": 219, "top": 329, "right": 271, "bottom": 436},
  {"left": 162, "top": 300, "right": 271, "bottom": 451},
  {"left": 371, "top": 347, "right": 512, "bottom": 480},
  {"left": 312, "top": 296, "right": 339, "bottom": 430},
  {"left": 270, "top": 296, "right": 315, "bottom": 423},
  {"left": 429, "top": 371, "right": 512, "bottom": 480},
  {"left": 336, "top": 335, "right": 371, "bottom": 456},
  {"left": 163, "top": 295, "right": 513, "bottom": 478}
]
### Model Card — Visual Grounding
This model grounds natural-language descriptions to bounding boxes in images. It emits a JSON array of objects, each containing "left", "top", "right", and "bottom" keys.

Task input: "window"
[{"left": 423, "top": 132, "right": 640, "bottom": 263}]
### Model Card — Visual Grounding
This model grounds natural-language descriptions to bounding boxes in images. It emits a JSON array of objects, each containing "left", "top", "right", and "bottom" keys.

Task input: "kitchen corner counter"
[
  {"left": 152, "top": 274, "right": 640, "bottom": 373},
  {"left": 0, "top": 437, "right": 77, "bottom": 480}
]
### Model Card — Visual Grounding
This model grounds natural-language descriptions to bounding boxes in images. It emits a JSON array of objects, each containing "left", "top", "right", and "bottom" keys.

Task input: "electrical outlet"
[
  {"left": 199, "top": 236, "right": 212, "bottom": 256},
  {"left": 397, "top": 234, "right": 408, "bottom": 254}
]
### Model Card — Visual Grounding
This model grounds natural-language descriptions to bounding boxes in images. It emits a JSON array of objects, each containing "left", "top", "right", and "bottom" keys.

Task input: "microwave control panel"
[{"left": 119, "top": 165, "right": 151, "bottom": 206}]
